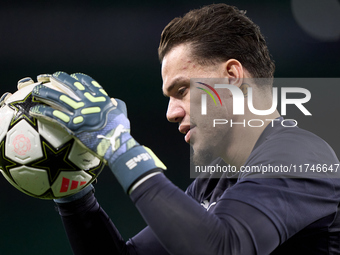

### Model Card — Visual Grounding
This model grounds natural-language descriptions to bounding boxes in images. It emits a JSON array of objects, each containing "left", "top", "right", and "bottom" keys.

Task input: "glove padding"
[
  {"left": 30, "top": 72, "right": 166, "bottom": 193},
  {"left": 30, "top": 72, "right": 137, "bottom": 161}
]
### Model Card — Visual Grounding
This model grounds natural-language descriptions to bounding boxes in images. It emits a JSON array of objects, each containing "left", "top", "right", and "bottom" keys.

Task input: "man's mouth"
[
  {"left": 179, "top": 124, "right": 195, "bottom": 143},
  {"left": 185, "top": 129, "right": 191, "bottom": 143}
]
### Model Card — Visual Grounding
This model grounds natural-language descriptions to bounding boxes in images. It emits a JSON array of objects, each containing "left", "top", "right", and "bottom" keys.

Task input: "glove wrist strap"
[{"left": 109, "top": 145, "right": 166, "bottom": 193}]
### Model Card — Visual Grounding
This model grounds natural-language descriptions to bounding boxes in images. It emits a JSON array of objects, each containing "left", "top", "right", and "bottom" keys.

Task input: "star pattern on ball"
[
  {"left": 89, "top": 161, "right": 105, "bottom": 177},
  {"left": 8, "top": 93, "right": 40, "bottom": 127},
  {"left": 30, "top": 140, "right": 77, "bottom": 183}
]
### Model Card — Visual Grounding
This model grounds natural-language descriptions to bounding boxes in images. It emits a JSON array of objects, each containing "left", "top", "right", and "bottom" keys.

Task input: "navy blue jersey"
[{"left": 56, "top": 118, "right": 340, "bottom": 254}]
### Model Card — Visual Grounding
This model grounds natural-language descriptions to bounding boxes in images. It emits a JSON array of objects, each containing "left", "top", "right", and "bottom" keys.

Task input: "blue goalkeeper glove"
[{"left": 30, "top": 72, "right": 166, "bottom": 194}]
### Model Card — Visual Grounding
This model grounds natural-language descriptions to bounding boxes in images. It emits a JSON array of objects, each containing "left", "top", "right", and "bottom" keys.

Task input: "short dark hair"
[{"left": 158, "top": 3, "right": 275, "bottom": 80}]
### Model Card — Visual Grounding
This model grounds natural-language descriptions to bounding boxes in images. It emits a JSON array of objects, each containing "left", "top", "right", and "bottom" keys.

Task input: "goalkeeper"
[{"left": 30, "top": 3, "right": 340, "bottom": 255}]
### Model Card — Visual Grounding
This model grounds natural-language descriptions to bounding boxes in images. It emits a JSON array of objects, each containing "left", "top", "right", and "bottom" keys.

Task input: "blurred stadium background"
[{"left": 0, "top": 0, "right": 339, "bottom": 254}]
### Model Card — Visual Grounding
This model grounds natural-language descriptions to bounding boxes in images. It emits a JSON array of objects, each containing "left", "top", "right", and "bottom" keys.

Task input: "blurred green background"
[{"left": 0, "top": 0, "right": 339, "bottom": 254}]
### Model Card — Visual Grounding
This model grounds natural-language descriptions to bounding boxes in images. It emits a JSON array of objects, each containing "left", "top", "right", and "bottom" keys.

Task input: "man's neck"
[{"left": 221, "top": 110, "right": 280, "bottom": 169}]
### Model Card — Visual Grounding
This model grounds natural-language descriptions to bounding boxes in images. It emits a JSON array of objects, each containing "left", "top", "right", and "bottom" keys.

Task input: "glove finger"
[
  {"left": 32, "top": 84, "right": 83, "bottom": 113},
  {"left": 17, "top": 77, "right": 34, "bottom": 90},
  {"left": 30, "top": 104, "right": 73, "bottom": 134},
  {"left": 0, "top": 92, "right": 12, "bottom": 107},
  {"left": 51, "top": 72, "right": 87, "bottom": 99},
  {"left": 71, "top": 73, "right": 109, "bottom": 97},
  {"left": 37, "top": 74, "right": 52, "bottom": 84},
  {"left": 71, "top": 73, "right": 97, "bottom": 88}
]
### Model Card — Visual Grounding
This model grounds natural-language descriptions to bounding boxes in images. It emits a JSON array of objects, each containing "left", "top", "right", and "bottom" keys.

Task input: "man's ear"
[{"left": 222, "top": 59, "right": 244, "bottom": 87}]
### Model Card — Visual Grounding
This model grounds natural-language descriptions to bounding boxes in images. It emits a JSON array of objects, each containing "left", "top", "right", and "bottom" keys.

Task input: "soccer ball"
[{"left": 0, "top": 82, "right": 105, "bottom": 199}]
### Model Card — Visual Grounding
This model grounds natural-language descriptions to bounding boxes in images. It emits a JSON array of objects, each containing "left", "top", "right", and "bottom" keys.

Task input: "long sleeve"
[
  {"left": 130, "top": 174, "right": 280, "bottom": 255},
  {"left": 56, "top": 173, "right": 280, "bottom": 255},
  {"left": 56, "top": 190, "right": 169, "bottom": 255}
]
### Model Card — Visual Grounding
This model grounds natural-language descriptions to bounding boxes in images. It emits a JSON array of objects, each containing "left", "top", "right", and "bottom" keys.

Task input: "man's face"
[{"left": 161, "top": 44, "right": 234, "bottom": 165}]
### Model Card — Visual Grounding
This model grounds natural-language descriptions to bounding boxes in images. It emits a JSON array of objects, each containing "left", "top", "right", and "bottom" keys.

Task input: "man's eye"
[{"left": 178, "top": 87, "right": 187, "bottom": 96}]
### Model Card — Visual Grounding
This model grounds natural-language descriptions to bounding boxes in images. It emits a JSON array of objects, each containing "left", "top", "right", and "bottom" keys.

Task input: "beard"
[
  {"left": 189, "top": 126, "right": 223, "bottom": 166},
  {"left": 190, "top": 143, "right": 215, "bottom": 166}
]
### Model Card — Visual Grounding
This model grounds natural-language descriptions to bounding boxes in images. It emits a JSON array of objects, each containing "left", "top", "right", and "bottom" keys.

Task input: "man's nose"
[{"left": 166, "top": 98, "right": 185, "bottom": 123}]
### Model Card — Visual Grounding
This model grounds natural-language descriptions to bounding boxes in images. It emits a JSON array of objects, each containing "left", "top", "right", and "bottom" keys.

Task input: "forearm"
[
  {"left": 56, "top": 190, "right": 137, "bottom": 255},
  {"left": 130, "top": 174, "right": 279, "bottom": 255}
]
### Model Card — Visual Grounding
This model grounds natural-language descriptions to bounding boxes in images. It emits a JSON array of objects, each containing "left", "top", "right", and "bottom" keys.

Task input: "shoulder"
[{"left": 248, "top": 125, "right": 339, "bottom": 166}]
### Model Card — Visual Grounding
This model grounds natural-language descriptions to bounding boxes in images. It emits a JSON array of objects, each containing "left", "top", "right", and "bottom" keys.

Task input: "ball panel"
[
  {"left": 68, "top": 141, "right": 101, "bottom": 170},
  {"left": 51, "top": 170, "right": 92, "bottom": 197},
  {"left": 10, "top": 166, "right": 50, "bottom": 196},
  {"left": 0, "top": 105, "right": 14, "bottom": 142},
  {"left": 0, "top": 169, "right": 31, "bottom": 195},
  {"left": 5, "top": 120, "right": 43, "bottom": 164},
  {"left": 38, "top": 118, "right": 72, "bottom": 148}
]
